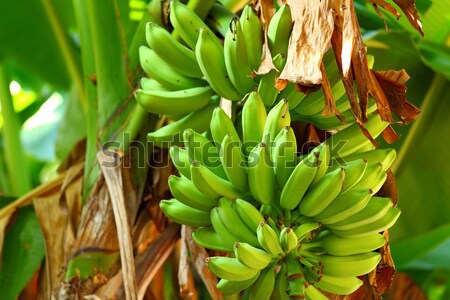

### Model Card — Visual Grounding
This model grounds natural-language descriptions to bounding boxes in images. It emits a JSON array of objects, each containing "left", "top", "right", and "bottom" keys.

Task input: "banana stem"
[
  {"left": 0, "top": 65, "right": 32, "bottom": 196},
  {"left": 187, "top": 0, "right": 216, "bottom": 20},
  {"left": 392, "top": 74, "right": 449, "bottom": 177}
]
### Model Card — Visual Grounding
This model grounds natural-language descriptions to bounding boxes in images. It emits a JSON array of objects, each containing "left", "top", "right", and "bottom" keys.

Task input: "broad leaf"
[{"left": 0, "top": 0, "right": 77, "bottom": 89}]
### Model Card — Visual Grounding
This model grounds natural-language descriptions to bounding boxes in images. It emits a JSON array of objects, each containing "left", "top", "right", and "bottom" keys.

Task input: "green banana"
[
  {"left": 304, "top": 233, "right": 386, "bottom": 256},
  {"left": 210, "top": 107, "right": 241, "bottom": 146},
  {"left": 280, "top": 157, "right": 318, "bottom": 210},
  {"left": 272, "top": 126, "right": 297, "bottom": 189},
  {"left": 210, "top": 207, "right": 239, "bottom": 246},
  {"left": 314, "top": 252, "right": 381, "bottom": 277},
  {"left": 234, "top": 198, "right": 265, "bottom": 232},
  {"left": 224, "top": 17, "right": 255, "bottom": 94},
  {"left": 183, "top": 128, "right": 225, "bottom": 178},
  {"left": 249, "top": 263, "right": 277, "bottom": 300},
  {"left": 139, "top": 46, "right": 204, "bottom": 90},
  {"left": 190, "top": 162, "right": 243, "bottom": 199},
  {"left": 240, "top": 4, "right": 263, "bottom": 71},
  {"left": 242, "top": 91, "right": 267, "bottom": 153},
  {"left": 339, "top": 159, "right": 368, "bottom": 193},
  {"left": 159, "top": 199, "right": 211, "bottom": 227},
  {"left": 169, "top": 146, "right": 191, "bottom": 179},
  {"left": 328, "top": 197, "right": 393, "bottom": 231},
  {"left": 279, "top": 227, "right": 298, "bottom": 252},
  {"left": 314, "top": 189, "right": 372, "bottom": 224},
  {"left": 196, "top": 27, "right": 242, "bottom": 101},
  {"left": 135, "top": 86, "right": 212, "bottom": 115},
  {"left": 278, "top": 83, "right": 306, "bottom": 110},
  {"left": 328, "top": 113, "right": 389, "bottom": 158},
  {"left": 267, "top": 4, "right": 293, "bottom": 57},
  {"left": 339, "top": 148, "right": 397, "bottom": 171},
  {"left": 248, "top": 143, "right": 276, "bottom": 205},
  {"left": 220, "top": 134, "right": 248, "bottom": 192},
  {"left": 148, "top": 98, "right": 218, "bottom": 147},
  {"left": 315, "top": 275, "right": 363, "bottom": 295},
  {"left": 145, "top": 22, "right": 202, "bottom": 78},
  {"left": 140, "top": 77, "right": 169, "bottom": 91},
  {"left": 257, "top": 222, "right": 284, "bottom": 257},
  {"left": 331, "top": 207, "right": 401, "bottom": 238},
  {"left": 206, "top": 256, "right": 260, "bottom": 281},
  {"left": 169, "top": 1, "right": 210, "bottom": 49},
  {"left": 307, "top": 109, "right": 353, "bottom": 131},
  {"left": 216, "top": 272, "right": 260, "bottom": 295},
  {"left": 218, "top": 198, "right": 259, "bottom": 246},
  {"left": 168, "top": 175, "right": 217, "bottom": 211},
  {"left": 234, "top": 242, "right": 273, "bottom": 270},
  {"left": 258, "top": 53, "right": 287, "bottom": 107},
  {"left": 310, "top": 143, "right": 331, "bottom": 186},
  {"left": 304, "top": 285, "right": 328, "bottom": 300},
  {"left": 352, "top": 163, "right": 386, "bottom": 194},
  {"left": 294, "top": 222, "right": 320, "bottom": 241},
  {"left": 262, "top": 98, "right": 290, "bottom": 144},
  {"left": 298, "top": 167, "right": 344, "bottom": 217},
  {"left": 192, "top": 227, "right": 233, "bottom": 252}
]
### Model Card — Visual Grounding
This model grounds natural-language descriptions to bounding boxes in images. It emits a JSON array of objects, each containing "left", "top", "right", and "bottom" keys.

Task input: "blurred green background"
[{"left": 0, "top": 0, "right": 448, "bottom": 298}]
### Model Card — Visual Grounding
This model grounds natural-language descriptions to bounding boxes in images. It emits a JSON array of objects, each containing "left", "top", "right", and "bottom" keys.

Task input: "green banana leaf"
[{"left": 0, "top": 0, "right": 77, "bottom": 89}]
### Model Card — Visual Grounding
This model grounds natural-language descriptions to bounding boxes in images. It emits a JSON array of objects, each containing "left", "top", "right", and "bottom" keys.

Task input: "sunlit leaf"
[{"left": 0, "top": 0, "right": 76, "bottom": 88}]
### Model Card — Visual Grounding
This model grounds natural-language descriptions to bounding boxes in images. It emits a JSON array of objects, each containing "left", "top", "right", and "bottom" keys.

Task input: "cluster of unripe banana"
[
  {"left": 159, "top": 91, "right": 400, "bottom": 299},
  {"left": 136, "top": 1, "right": 379, "bottom": 147},
  {"left": 137, "top": 1, "right": 401, "bottom": 298}
]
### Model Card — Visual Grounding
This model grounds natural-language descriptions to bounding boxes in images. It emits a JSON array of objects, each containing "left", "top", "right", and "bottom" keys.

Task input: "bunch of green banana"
[
  {"left": 159, "top": 91, "right": 401, "bottom": 299},
  {"left": 138, "top": 2, "right": 374, "bottom": 148}
]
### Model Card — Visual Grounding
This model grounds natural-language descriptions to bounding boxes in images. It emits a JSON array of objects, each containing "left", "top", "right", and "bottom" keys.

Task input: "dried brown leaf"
[
  {"left": 367, "top": 0, "right": 401, "bottom": 18},
  {"left": 368, "top": 230, "right": 396, "bottom": 295},
  {"left": 98, "top": 150, "right": 138, "bottom": 300},
  {"left": 278, "top": 0, "right": 335, "bottom": 86},
  {"left": 382, "top": 125, "right": 400, "bottom": 144},
  {"left": 348, "top": 0, "right": 376, "bottom": 122},
  {"left": 320, "top": 61, "right": 343, "bottom": 119},
  {"left": 34, "top": 194, "right": 75, "bottom": 294},
  {"left": 358, "top": 121, "right": 379, "bottom": 148},
  {"left": 393, "top": 0, "right": 424, "bottom": 35},
  {"left": 0, "top": 172, "right": 65, "bottom": 220},
  {"left": 331, "top": 0, "right": 362, "bottom": 121},
  {"left": 385, "top": 272, "right": 428, "bottom": 300},
  {"left": 178, "top": 226, "right": 199, "bottom": 300},
  {"left": 185, "top": 226, "right": 224, "bottom": 300},
  {"left": 256, "top": 0, "right": 276, "bottom": 74},
  {"left": 338, "top": 0, "right": 355, "bottom": 77},
  {"left": 372, "top": 70, "right": 420, "bottom": 124},
  {"left": 134, "top": 223, "right": 180, "bottom": 300},
  {"left": 368, "top": 0, "right": 424, "bottom": 36},
  {"left": 0, "top": 211, "right": 13, "bottom": 259},
  {"left": 377, "top": 169, "right": 398, "bottom": 206}
]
